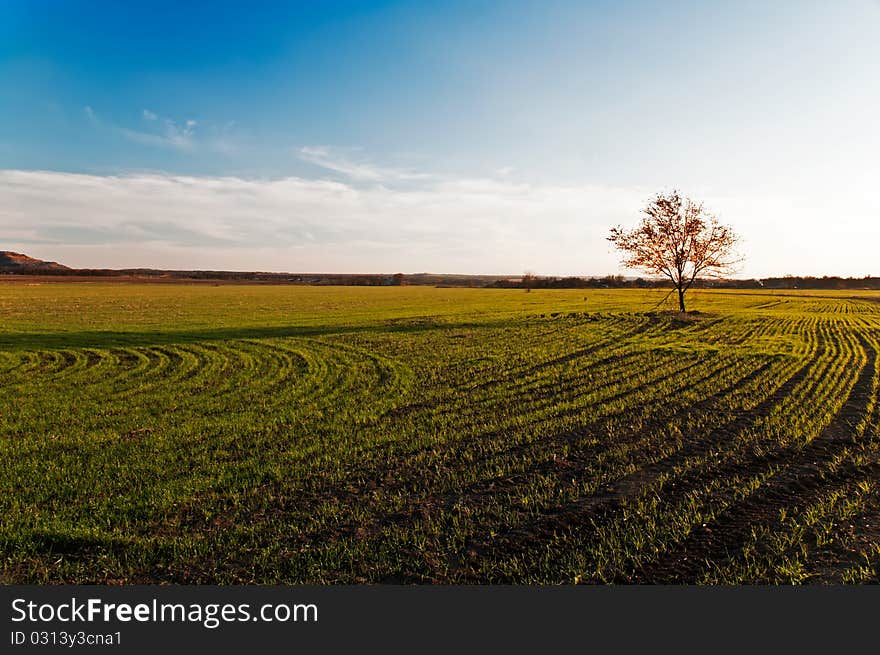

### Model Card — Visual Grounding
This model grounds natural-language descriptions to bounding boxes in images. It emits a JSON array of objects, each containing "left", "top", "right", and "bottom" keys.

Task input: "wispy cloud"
[
  {"left": 298, "top": 146, "right": 432, "bottom": 183},
  {"left": 0, "top": 169, "right": 645, "bottom": 273},
  {"left": 3, "top": 168, "right": 876, "bottom": 276},
  {"left": 85, "top": 107, "right": 225, "bottom": 154}
]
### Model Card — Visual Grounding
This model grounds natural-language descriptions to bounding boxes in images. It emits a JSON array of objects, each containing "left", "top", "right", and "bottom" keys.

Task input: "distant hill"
[
  {"left": 0, "top": 251, "right": 71, "bottom": 272},
  {"left": 2, "top": 251, "right": 879, "bottom": 290}
]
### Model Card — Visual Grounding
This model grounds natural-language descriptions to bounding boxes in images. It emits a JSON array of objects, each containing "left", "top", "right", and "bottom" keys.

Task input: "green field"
[{"left": 2, "top": 283, "right": 879, "bottom": 584}]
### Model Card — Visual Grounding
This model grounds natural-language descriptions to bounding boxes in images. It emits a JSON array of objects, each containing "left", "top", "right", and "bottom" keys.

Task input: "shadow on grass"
[
  {"left": 0, "top": 317, "right": 539, "bottom": 351},
  {"left": 21, "top": 530, "right": 133, "bottom": 556}
]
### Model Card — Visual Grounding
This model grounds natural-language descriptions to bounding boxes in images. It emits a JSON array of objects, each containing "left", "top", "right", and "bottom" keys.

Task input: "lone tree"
[{"left": 608, "top": 191, "right": 740, "bottom": 313}]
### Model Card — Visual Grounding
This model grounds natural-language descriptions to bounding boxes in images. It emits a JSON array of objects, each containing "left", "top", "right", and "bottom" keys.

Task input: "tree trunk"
[{"left": 677, "top": 287, "right": 686, "bottom": 313}]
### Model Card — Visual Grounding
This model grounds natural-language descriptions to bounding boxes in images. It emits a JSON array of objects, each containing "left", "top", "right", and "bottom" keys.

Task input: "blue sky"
[{"left": 1, "top": 1, "right": 878, "bottom": 275}]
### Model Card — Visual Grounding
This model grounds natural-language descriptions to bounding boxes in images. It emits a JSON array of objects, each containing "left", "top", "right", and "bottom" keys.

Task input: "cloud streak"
[
  {"left": 85, "top": 107, "right": 228, "bottom": 154},
  {"left": 2, "top": 169, "right": 877, "bottom": 277},
  {"left": 0, "top": 169, "right": 645, "bottom": 274},
  {"left": 298, "top": 146, "right": 431, "bottom": 183}
]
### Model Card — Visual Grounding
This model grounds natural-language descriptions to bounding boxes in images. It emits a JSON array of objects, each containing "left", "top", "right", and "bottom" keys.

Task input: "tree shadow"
[{"left": 0, "top": 317, "right": 525, "bottom": 351}]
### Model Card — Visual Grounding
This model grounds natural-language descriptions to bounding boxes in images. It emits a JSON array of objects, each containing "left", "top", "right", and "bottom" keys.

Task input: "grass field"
[{"left": 2, "top": 283, "right": 879, "bottom": 584}]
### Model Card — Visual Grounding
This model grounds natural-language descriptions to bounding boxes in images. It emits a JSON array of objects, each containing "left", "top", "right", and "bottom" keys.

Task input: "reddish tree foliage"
[{"left": 608, "top": 191, "right": 740, "bottom": 312}]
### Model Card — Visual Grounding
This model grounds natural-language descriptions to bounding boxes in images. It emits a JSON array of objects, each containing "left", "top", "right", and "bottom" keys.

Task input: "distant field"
[{"left": 1, "top": 284, "right": 879, "bottom": 584}]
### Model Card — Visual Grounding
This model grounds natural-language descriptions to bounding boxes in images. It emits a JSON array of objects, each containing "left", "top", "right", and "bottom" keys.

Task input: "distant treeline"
[
  {"left": 491, "top": 275, "right": 880, "bottom": 290},
  {"left": 0, "top": 268, "right": 508, "bottom": 287},
  {"left": 4, "top": 267, "right": 880, "bottom": 290}
]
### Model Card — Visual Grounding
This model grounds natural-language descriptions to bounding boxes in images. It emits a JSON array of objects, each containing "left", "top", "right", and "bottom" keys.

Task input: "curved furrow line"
[
  {"left": 0, "top": 350, "right": 19, "bottom": 373},
  {"left": 104, "top": 348, "right": 158, "bottom": 392},
  {"left": 422, "top": 324, "right": 741, "bottom": 422},
  {"left": 455, "top": 352, "right": 722, "bottom": 447},
  {"left": 629, "top": 331, "right": 874, "bottom": 582},
  {"left": 431, "top": 347, "right": 701, "bottom": 428},
  {"left": 710, "top": 460, "right": 880, "bottom": 584},
  {"left": 0, "top": 351, "right": 46, "bottom": 385},
  {"left": 38, "top": 347, "right": 149, "bottom": 394},
  {"left": 199, "top": 339, "right": 352, "bottom": 417},
  {"left": 832, "top": 475, "right": 880, "bottom": 583},
  {"left": 22, "top": 350, "right": 77, "bottom": 377},
  {"left": 720, "top": 319, "right": 764, "bottom": 345},
  {"left": 278, "top": 352, "right": 767, "bottom": 550},
  {"left": 442, "top": 356, "right": 796, "bottom": 579},
  {"left": 469, "top": 317, "right": 658, "bottom": 391},
  {"left": 731, "top": 330, "right": 880, "bottom": 583},
  {"left": 419, "top": 352, "right": 739, "bottom": 472},
  {"left": 235, "top": 341, "right": 312, "bottom": 399},
  {"left": 282, "top": 340, "right": 333, "bottom": 401},
  {"left": 302, "top": 339, "right": 411, "bottom": 414},
  {"left": 466, "top": 322, "right": 829, "bottom": 581},
  {"left": 374, "top": 347, "right": 704, "bottom": 448},
  {"left": 43, "top": 349, "right": 109, "bottom": 383},
  {"left": 557, "top": 352, "right": 811, "bottom": 521},
  {"left": 79, "top": 346, "right": 213, "bottom": 418},
  {"left": 462, "top": 339, "right": 659, "bottom": 395},
  {"left": 141, "top": 341, "right": 274, "bottom": 412},
  {"left": 106, "top": 346, "right": 179, "bottom": 402},
  {"left": 393, "top": 358, "right": 783, "bottom": 547},
  {"left": 73, "top": 348, "right": 119, "bottom": 378},
  {"left": 145, "top": 338, "right": 409, "bottom": 432},
  {"left": 352, "top": 348, "right": 741, "bottom": 481},
  {"left": 149, "top": 345, "right": 204, "bottom": 386}
]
